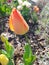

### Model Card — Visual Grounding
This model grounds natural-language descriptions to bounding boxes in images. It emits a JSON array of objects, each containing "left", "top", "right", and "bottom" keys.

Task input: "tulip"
[
  {"left": 0, "top": 54, "right": 9, "bottom": 65},
  {"left": 33, "top": 6, "right": 39, "bottom": 13},
  {"left": 9, "top": 8, "right": 29, "bottom": 35}
]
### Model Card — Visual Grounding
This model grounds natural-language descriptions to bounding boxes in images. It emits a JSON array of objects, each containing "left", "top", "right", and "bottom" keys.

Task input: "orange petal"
[
  {"left": 9, "top": 15, "right": 14, "bottom": 31},
  {"left": 9, "top": 8, "right": 29, "bottom": 35}
]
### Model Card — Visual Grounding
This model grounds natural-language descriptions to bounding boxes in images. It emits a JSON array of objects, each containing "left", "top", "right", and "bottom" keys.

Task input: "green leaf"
[
  {"left": 1, "top": 35, "right": 14, "bottom": 59},
  {"left": 23, "top": 44, "right": 36, "bottom": 65},
  {"left": 0, "top": 50, "right": 10, "bottom": 58},
  {"left": 0, "top": 0, "right": 11, "bottom": 16},
  {"left": 21, "top": 6, "right": 30, "bottom": 22},
  {"left": 1, "top": 50, "right": 7, "bottom": 55},
  {"left": 31, "top": 12, "right": 38, "bottom": 23},
  {"left": 8, "top": 59, "right": 14, "bottom": 65},
  {"left": 1, "top": 0, "right": 6, "bottom": 3}
]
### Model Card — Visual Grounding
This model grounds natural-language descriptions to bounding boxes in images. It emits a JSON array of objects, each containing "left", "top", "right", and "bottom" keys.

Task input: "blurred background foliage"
[{"left": 0, "top": 0, "right": 38, "bottom": 23}]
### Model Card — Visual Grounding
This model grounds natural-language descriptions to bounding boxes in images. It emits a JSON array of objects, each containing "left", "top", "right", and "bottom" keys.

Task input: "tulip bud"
[
  {"left": 33, "top": 6, "right": 39, "bottom": 13},
  {"left": 0, "top": 54, "right": 9, "bottom": 65}
]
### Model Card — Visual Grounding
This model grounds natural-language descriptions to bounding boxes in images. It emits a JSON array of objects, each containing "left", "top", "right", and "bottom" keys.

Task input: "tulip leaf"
[
  {"left": 8, "top": 59, "right": 14, "bottom": 65},
  {"left": 1, "top": 50, "right": 7, "bottom": 55},
  {"left": 1, "top": 35, "right": 14, "bottom": 59},
  {"left": 0, "top": 50, "right": 10, "bottom": 58},
  {"left": 23, "top": 44, "right": 36, "bottom": 65}
]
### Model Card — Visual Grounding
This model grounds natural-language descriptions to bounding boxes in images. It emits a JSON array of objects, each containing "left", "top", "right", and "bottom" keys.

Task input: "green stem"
[{"left": 24, "top": 34, "right": 30, "bottom": 44}]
